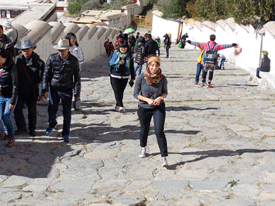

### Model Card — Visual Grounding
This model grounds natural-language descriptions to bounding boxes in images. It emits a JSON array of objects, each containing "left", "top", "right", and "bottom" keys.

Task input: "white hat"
[
  {"left": 2, "top": 20, "right": 12, "bottom": 28},
  {"left": 53, "top": 39, "right": 70, "bottom": 50}
]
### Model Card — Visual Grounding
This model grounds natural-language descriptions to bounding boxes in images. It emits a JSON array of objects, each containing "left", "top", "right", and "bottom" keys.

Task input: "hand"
[
  {"left": 187, "top": 40, "right": 191, "bottom": 44},
  {"left": 153, "top": 97, "right": 162, "bottom": 106},
  {"left": 121, "top": 58, "right": 125, "bottom": 64},
  {"left": 75, "top": 97, "right": 80, "bottom": 101},
  {"left": 232, "top": 43, "right": 237, "bottom": 47},
  {"left": 43, "top": 92, "right": 49, "bottom": 100},
  {"left": 147, "top": 99, "right": 154, "bottom": 106},
  {"left": 37, "top": 96, "right": 43, "bottom": 101},
  {"left": 9, "top": 104, "right": 15, "bottom": 109}
]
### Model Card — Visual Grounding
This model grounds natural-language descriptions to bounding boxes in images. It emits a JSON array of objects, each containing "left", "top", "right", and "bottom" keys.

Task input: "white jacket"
[{"left": 69, "top": 45, "right": 84, "bottom": 63}]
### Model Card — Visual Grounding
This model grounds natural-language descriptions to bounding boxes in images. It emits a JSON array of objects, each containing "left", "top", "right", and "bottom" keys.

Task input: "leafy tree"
[
  {"left": 158, "top": 0, "right": 191, "bottom": 19},
  {"left": 224, "top": 0, "right": 275, "bottom": 24},
  {"left": 67, "top": 0, "right": 89, "bottom": 15}
]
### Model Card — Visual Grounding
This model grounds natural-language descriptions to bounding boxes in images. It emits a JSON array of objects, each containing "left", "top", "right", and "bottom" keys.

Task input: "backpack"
[{"left": 203, "top": 43, "right": 218, "bottom": 65}]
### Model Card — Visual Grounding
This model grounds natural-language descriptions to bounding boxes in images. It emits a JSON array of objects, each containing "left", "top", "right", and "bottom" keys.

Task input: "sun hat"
[
  {"left": 53, "top": 39, "right": 70, "bottom": 50},
  {"left": 2, "top": 20, "right": 12, "bottom": 28},
  {"left": 262, "top": 51, "right": 268, "bottom": 56},
  {"left": 18, "top": 40, "right": 36, "bottom": 50}
]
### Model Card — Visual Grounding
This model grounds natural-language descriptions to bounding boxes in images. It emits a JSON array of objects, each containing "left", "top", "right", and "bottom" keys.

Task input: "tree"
[{"left": 158, "top": 0, "right": 191, "bottom": 19}]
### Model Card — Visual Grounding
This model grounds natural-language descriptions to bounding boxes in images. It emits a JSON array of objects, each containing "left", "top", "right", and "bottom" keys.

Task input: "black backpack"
[{"left": 204, "top": 43, "right": 218, "bottom": 65}]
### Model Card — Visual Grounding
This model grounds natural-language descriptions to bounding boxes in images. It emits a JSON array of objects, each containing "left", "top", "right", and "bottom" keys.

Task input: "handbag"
[{"left": 73, "top": 99, "right": 81, "bottom": 110}]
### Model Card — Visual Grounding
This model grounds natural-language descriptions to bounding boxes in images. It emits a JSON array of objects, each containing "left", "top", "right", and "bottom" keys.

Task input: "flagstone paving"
[{"left": 0, "top": 45, "right": 275, "bottom": 205}]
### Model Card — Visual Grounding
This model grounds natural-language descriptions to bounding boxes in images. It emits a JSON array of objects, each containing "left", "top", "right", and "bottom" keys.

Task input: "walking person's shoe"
[
  {"left": 119, "top": 107, "right": 126, "bottom": 113},
  {"left": 7, "top": 139, "right": 15, "bottom": 147},
  {"left": 207, "top": 83, "right": 212, "bottom": 88},
  {"left": 46, "top": 127, "right": 54, "bottom": 135},
  {"left": 195, "top": 82, "right": 198, "bottom": 85},
  {"left": 257, "top": 76, "right": 262, "bottom": 79},
  {"left": 162, "top": 157, "right": 168, "bottom": 167},
  {"left": 63, "top": 135, "right": 70, "bottom": 142},
  {"left": 115, "top": 106, "right": 119, "bottom": 112},
  {"left": 139, "top": 147, "right": 146, "bottom": 158},
  {"left": 3, "top": 132, "right": 8, "bottom": 140},
  {"left": 29, "top": 130, "right": 36, "bottom": 137},
  {"left": 201, "top": 82, "right": 205, "bottom": 87}
]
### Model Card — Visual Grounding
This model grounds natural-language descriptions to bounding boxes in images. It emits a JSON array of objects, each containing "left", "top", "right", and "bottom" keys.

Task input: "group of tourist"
[{"left": 0, "top": 20, "right": 83, "bottom": 147}]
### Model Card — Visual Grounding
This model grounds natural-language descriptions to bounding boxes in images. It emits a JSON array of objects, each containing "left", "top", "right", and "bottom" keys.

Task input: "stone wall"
[
  {"left": 152, "top": 12, "right": 275, "bottom": 89},
  {"left": 12, "top": 20, "right": 119, "bottom": 63}
]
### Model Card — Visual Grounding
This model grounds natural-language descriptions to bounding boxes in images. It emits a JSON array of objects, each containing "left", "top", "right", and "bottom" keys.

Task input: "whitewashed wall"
[
  {"left": 151, "top": 14, "right": 180, "bottom": 42},
  {"left": 17, "top": 20, "right": 118, "bottom": 63},
  {"left": 152, "top": 14, "right": 275, "bottom": 88}
]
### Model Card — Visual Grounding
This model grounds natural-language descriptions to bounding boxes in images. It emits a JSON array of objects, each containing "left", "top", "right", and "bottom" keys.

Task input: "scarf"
[{"left": 144, "top": 67, "right": 162, "bottom": 85}]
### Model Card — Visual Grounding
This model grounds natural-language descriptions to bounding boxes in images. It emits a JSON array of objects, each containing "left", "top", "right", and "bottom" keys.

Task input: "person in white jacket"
[{"left": 66, "top": 32, "right": 84, "bottom": 70}]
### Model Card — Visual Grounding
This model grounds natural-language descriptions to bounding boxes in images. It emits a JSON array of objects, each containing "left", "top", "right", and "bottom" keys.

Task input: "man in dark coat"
[
  {"left": 43, "top": 39, "right": 81, "bottom": 142},
  {"left": 181, "top": 33, "right": 189, "bottom": 49},
  {"left": 14, "top": 40, "right": 45, "bottom": 136},
  {"left": 164, "top": 33, "right": 171, "bottom": 58},
  {"left": 145, "top": 34, "right": 158, "bottom": 56}
]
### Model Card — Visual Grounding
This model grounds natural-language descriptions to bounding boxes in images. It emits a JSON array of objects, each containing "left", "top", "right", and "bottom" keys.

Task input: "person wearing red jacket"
[{"left": 187, "top": 34, "right": 237, "bottom": 88}]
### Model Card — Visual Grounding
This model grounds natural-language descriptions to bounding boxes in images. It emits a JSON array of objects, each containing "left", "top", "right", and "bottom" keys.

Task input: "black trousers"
[
  {"left": 138, "top": 104, "right": 168, "bottom": 157},
  {"left": 166, "top": 47, "right": 170, "bottom": 57},
  {"left": 202, "top": 64, "right": 215, "bottom": 84},
  {"left": 110, "top": 77, "right": 128, "bottom": 107},
  {"left": 14, "top": 94, "right": 37, "bottom": 132}
]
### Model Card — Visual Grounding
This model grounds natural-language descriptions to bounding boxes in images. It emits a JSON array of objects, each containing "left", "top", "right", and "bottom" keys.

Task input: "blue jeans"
[
  {"left": 137, "top": 104, "right": 168, "bottom": 157},
  {"left": 220, "top": 59, "right": 225, "bottom": 67},
  {"left": 0, "top": 95, "right": 17, "bottom": 140},
  {"left": 195, "top": 63, "right": 204, "bottom": 83},
  {"left": 134, "top": 64, "right": 143, "bottom": 75},
  {"left": 256, "top": 67, "right": 261, "bottom": 77},
  {"left": 48, "top": 87, "right": 72, "bottom": 136}
]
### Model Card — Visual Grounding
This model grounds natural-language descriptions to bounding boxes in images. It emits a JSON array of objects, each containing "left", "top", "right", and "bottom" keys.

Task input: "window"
[{"left": 1, "top": 10, "right": 6, "bottom": 18}]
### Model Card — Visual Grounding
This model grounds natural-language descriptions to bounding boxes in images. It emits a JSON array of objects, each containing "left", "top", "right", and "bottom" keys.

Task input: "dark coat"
[
  {"left": 43, "top": 52, "right": 81, "bottom": 97},
  {"left": 164, "top": 35, "right": 171, "bottom": 49},
  {"left": 145, "top": 39, "right": 158, "bottom": 56},
  {"left": 15, "top": 52, "right": 45, "bottom": 99},
  {"left": 135, "top": 42, "right": 145, "bottom": 65},
  {"left": 260, "top": 56, "right": 271, "bottom": 72},
  {"left": 0, "top": 58, "right": 18, "bottom": 105}
]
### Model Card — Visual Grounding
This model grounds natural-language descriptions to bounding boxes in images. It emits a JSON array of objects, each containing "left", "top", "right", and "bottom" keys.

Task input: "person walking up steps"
[
  {"left": 187, "top": 34, "right": 237, "bottom": 88},
  {"left": 134, "top": 56, "right": 168, "bottom": 167}
]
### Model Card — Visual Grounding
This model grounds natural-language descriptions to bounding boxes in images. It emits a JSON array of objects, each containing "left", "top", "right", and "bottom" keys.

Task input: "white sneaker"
[
  {"left": 162, "top": 157, "right": 168, "bottom": 167},
  {"left": 139, "top": 147, "right": 146, "bottom": 158},
  {"left": 119, "top": 107, "right": 126, "bottom": 113}
]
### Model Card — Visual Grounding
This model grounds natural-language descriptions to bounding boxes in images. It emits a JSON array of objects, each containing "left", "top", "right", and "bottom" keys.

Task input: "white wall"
[
  {"left": 152, "top": 14, "right": 180, "bottom": 42},
  {"left": 152, "top": 15, "right": 275, "bottom": 88}
]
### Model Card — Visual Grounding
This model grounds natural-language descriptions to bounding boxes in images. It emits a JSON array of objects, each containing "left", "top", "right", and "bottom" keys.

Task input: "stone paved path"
[{"left": 0, "top": 45, "right": 275, "bottom": 206}]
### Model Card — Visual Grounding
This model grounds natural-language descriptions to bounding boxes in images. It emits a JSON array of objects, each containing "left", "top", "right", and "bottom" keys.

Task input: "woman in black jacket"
[
  {"left": 134, "top": 37, "right": 145, "bottom": 75},
  {"left": 0, "top": 48, "right": 18, "bottom": 147}
]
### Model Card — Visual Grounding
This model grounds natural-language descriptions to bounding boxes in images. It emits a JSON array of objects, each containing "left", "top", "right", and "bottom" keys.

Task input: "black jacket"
[
  {"left": 0, "top": 58, "right": 18, "bottom": 105},
  {"left": 43, "top": 52, "right": 81, "bottom": 98},
  {"left": 15, "top": 52, "right": 45, "bottom": 98},
  {"left": 135, "top": 42, "right": 145, "bottom": 65},
  {"left": 145, "top": 39, "right": 158, "bottom": 56}
]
